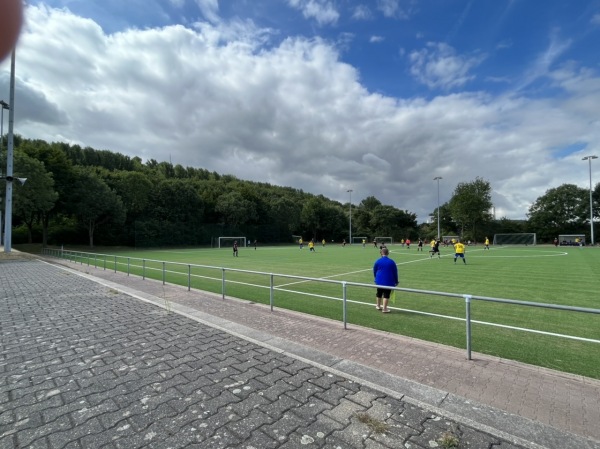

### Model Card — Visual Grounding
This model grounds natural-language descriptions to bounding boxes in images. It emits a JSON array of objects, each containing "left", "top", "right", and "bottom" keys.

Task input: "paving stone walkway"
[{"left": 1, "top": 259, "right": 598, "bottom": 449}]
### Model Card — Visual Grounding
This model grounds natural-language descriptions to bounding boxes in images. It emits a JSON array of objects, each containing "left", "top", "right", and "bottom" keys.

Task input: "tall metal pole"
[
  {"left": 434, "top": 177, "right": 442, "bottom": 239},
  {"left": 4, "top": 49, "right": 16, "bottom": 252},
  {"left": 347, "top": 189, "right": 353, "bottom": 244},
  {"left": 0, "top": 100, "right": 8, "bottom": 247},
  {"left": 583, "top": 156, "right": 598, "bottom": 246}
]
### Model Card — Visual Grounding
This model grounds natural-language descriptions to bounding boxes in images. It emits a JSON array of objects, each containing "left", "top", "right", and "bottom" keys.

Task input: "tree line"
[{"left": 1, "top": 136, "right": 598, "bottom": 248}]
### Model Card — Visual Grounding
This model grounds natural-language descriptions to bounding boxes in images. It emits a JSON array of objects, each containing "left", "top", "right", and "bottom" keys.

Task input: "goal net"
[
  {"left": 218, "top": 237, "right": 247, "bottom": 248},
  {"left": 493, "top": 233, "right": 536, "bottom": 245},
  {"left": 558, "top": 234, "right": 585, "bottom": 246},
  {"left": 374, "top": 237, "right": 393, "bottom": 244},
  {"left": 352, "top": 236, "right": 368, "bottom": 244},
  {"left": 442, "top": 235, "right": 459, "bottom": 244}
]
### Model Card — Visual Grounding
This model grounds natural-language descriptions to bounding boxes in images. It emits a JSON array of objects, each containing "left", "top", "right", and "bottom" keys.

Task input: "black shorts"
[{"left": 376, "top": 288, "right": 392, "bottom": 299}]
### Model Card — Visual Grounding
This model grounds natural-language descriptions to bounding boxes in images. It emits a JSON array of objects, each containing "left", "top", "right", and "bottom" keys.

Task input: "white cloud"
[
  {"left": 591, "top": 14, "right": 600, "bottom": 25},
  {"left": 515, "top": 29, "right": 572, "bottom": 92},
  {"left": 376, "top": 0, "right": 408, "bottom": 19},
  {"left": 194, "top": 0, "right": 220, "bottom": 23},
  {"left": 3, "top": 5, "right": 600, "bottom": 223},
  {"left": 409, "top": 42, "right": 485, "bottom": 90},
  {"left": 369, "top": 35, "right": 384, "bottom": 43},
  {"left": 352, "top": 5, "right": 372, "bottom": 20},
  {"left": 287, "top": 0, "right": 340, "bottom": 26}
]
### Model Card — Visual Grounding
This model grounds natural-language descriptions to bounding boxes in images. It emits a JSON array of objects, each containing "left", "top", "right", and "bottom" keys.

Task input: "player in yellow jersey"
[
  {"left": 454, "top": 240, "right": 466, "bottom": 264},
  {"left": 484, "top": 237, "right": 490, "bottom": 250}
]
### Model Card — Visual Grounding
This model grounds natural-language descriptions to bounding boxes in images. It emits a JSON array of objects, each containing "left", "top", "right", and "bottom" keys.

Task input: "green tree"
[
  {"left": 527, "top": 184, "right": 587, "bottom": 239},
  {"left": 215, "top": 190, "right": 257, "bottom": 227},
  {"left": 448, "top": 177, "right": 493, "bottom": 240},
  {"left": 11, "top": 151, "right": 58, "bottom": 244},
  {"left": 71, "top": 167, "right": 126, "bottom": 247}
]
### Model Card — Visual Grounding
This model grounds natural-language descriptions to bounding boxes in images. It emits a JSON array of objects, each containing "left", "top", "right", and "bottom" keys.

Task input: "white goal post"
[
  {"left": 374, "top": 237, "right": 393, "bottom": 244},
  {"left": 493, "top": 233, "right": 536, "bottom": 245},
  {"left": 558, "top": 234, "right": 586, "bottom": 246},
  {"left": 218, "top": 237, "right": 247, "bottom": 248},
  {"left": 352, "top": 236, "right": 368, "bottom": 244}
]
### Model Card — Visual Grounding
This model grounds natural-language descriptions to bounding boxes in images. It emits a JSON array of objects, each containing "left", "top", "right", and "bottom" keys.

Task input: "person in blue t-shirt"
[{"left": 373, "top": 247, "right": 399, "bottom": 313}]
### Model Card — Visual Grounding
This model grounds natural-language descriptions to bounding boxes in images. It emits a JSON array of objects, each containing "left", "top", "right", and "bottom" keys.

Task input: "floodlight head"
[
  {"left": 0, "top": 100, "right": 9, "bottom": 109},
  {"left": 1, "top": 176, "right": 27, "bottom": 184}
]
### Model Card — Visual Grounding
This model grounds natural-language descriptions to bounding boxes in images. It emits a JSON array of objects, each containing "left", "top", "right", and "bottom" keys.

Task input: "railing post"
[
  {"left": 114, "top": 256, "right": 117, "bottom": 273},
  {"left": 127, "top": 258, "right": 130, "bottom": 276},
  {"left": 270, "top": 274, "right": 274, "bottom": 311},
  {"left": 464, "top": 294, "right": 472, "bottom": 360},
  {"left": 103, "top": 255, "right": 106, "bottom": 271},
  {"left": 342, "top": 281, "right": 348, "bottom": 329},
  {"left": 143, "top": 259, "right": 146, "bottom": 280},
  {"left": 188, "top": 265, "right": 191, "bottom": 291},
  {"left": 162, "top": 262, "right": 166, "bottom": 285},
  {"left": 221, "top": 268, "right": 226, "bottom": 300}
]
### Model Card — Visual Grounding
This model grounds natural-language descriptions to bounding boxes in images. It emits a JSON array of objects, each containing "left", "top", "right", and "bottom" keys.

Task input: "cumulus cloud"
[
  {"left": 409, "top": 42, "right": 485, "bottom": 90},
  {"left": 369, "top": 35, "right": 384, "bottom": 43},
  {"left": 3, "top": 5, "right": 600, "bottom": 223},
  {"left": 287, "top": 0, "right": 340, "bottom": 26}
]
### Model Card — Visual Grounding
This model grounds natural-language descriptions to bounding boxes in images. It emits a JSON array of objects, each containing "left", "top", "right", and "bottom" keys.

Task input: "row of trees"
[{"left": 1, "top": 136, "right": 598, "bottom": 248}]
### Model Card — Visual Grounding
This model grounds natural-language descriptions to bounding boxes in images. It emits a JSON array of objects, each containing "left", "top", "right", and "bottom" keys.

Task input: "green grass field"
[{"left": 54, "top": 243, "right": 600, "bottom": 379}]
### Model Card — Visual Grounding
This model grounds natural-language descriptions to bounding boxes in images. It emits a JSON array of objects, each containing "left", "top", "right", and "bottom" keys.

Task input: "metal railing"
[{"left": 42, "top": 248, "right": 600, "bottom": 361}]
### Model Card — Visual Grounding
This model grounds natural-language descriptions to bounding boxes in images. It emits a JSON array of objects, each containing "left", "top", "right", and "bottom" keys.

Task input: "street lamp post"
[
  {"left": 0, "top": 100, "right": 8, "bottom": 246},
  {"left": 347, "top": 189, "right": 353, "bottom": 244},
  {"left": 433, "top": 177, "right": 442, "bottom": 239},
  {"left": 582, "top": 156, "right": 598, "bottom": 246},
  {"left": 4, "top": 48, "right": 17, "bottom": 252}
]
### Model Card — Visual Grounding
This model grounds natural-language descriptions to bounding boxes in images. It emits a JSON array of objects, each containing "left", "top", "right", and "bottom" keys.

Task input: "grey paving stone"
[{"left": 2, "top": 261, "right": 580, "bottom": 449}]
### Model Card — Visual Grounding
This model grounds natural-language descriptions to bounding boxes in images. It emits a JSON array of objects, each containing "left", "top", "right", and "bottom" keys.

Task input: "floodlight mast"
[
  {"left": 347, "top": 189, "right": 353, "bottom": 244},
  {"left": 0, "top": 100, "right": 8, "bottom": 246},
  {"left": 3, "top": 49, "right": 16, "bottom": 252},
  {"left": 433, "top": 177, "right": 442, "bottom": 239},
  {"left": 582, "top": 155, "right": 598, "bottom": 246}
]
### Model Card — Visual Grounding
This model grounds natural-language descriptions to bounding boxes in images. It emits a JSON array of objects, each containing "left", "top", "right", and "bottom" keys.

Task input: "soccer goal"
[
  {"left": 374, "top": 237, "right": 393, "bottom": 245},
  {"left": 352, "top": 236, "right": 368, "bottom": 244},
  {"left": 493, "top": 233, "right": 536, "bottom": 245},
  {"left": 218, "top": 237, "right": 247, "bottom": 248},
  {"left": 558, "top": 234, "right": 585, "bottom": 246},
  {"left": 442, "top": 235, "right": 459, "bottom": 243},
  {"left": 291, "top": 234, "right": 303, "bottom": 243}
]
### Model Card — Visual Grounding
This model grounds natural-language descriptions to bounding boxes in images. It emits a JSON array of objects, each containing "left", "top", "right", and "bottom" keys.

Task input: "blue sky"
[{"left": 2, "top": 0, "right": 600, "bottom": 222}]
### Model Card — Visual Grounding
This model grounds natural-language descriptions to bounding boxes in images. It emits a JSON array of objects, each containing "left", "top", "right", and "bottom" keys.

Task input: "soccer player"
[
  {"left": 484, "top": 237, "right": 490, "bottom": 250},
  {"left": 322, "top": 238, "right": 326, "bottom": 247},
  {"left": 299, "top": 237, "right": 303, "bottom": 249},
  {"left": 430, "top": 238, "right": 441, "bottom": 259},
  {"left": 454, "top": 240, "right": 466, "bottom": 264},
  {"left": 233, "top": 241, "right": 239, "bottom": 257},
  {"left": 362, "top": 238, "right": 366, "bottom": 248},
  {"left": 417, "top": 238, "right": 423, "bottom": 251},
  {"left": 309, "top": 239, "right": 316, "bottom": 252}
]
